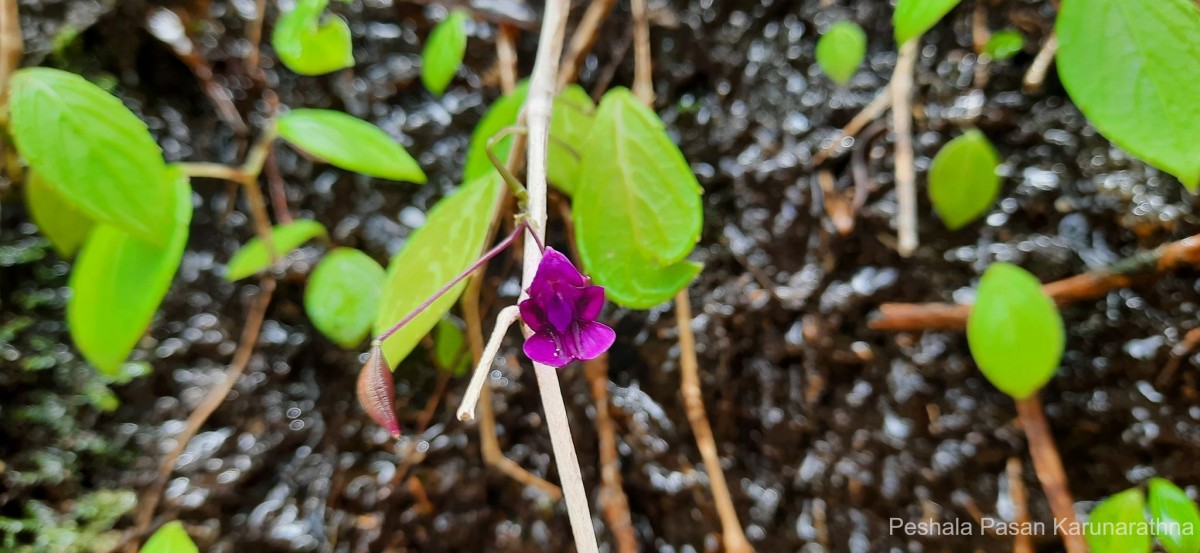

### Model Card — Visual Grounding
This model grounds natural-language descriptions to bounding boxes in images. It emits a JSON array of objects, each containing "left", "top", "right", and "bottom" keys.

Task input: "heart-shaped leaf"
[
  {"left": 9, "top": 68, "right": 172, "bottom": 245},
  {"left": 272, "top": 0, "right": 354, "bottom": 76},
  {"left": 305, "top": 247, "right": 385, "bottom": 348},
  {"left": 928, "top": 129, "right": 1002, "bottom": 230},
  {"left": 816, "top": 21, "right": 867, "bottom": 85},
  {"left": 373, "top": 173, "right": 504, "bottom": 366},
  {"left": 68, "top": 167, "right": 192, "bottom": 375},
  {"left": 277, "top": 109, "right": 426, "bottom": 183},
  {"left": 966, "top": 263, "right": 1064, "bottom": 399},
  {"left": 421, "top": 10, "right": 468, "bottom": 95},
  {"left": 225, "top": 219, "right": 328, "bottom": 281},
  {"left": 25, "top": 171, "right": 94, "bottom": 258},
  {"left": 1149, "top": 478, "right": 1200, "bottom": 553},
  {"left": 573, "top": 87, "right": 703, "bottom": 309},
  {"left": 1057, "top": 0, "right": 1200, "bottom": 189},
  {"left": 1087, "top": 488, "right": 1152, "bottom": 553}
]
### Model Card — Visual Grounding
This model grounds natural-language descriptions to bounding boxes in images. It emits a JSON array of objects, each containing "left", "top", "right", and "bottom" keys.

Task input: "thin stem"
[
  {"left": 1015, "top": 394, "right": 1086, "bottom": 553},
  {"left": 375, "top": 221, "right": 527, "bottom": 343},
  {"left": 555, "top": 0, "right": 618, "bottom": 89},
  {"left": 892, "top": 39, "right": 919, "bottom": 257},
  {"left": 179, "top": 162, "right": 244, "bottom": 182},
  {"left": 585, "top": 354, "right": 638, "bottom": 553},
  {"left": 457, "top": 305, "right": 521, "bottom": 421},
  {"left": 0, "top": 0, "right": 24, "bottom": 108},
  {"left": 519, "top": 0, "right": 597, "bottom": 548},
  {"left": 486, "top": 126, "right": 530, "bottom": 204}
]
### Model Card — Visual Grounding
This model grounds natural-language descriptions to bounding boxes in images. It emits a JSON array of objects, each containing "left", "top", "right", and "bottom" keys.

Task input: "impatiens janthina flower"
[
  {"left": 519, "top": 247, "right": 615, "bottom": 367},
  {"left": 357, "top": 344, "right": 400, "bottom": 437}
]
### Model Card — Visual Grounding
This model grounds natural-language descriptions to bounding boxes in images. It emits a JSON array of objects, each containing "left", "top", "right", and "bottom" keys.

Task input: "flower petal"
[
  {"left": 523, "top": 331, "right": 572, "bottom": 367},
  {"left": 530, "top": 248, "right": 586, "bottom": 295},
  {"left": 543, "top": 288, "right": 579, "bottom": 332},
  {"left": 519, "top": 297, "right": 548, "bottom": 333},
  {"left": 578, "top": 285, "right": 606, "bottom": 320},
  {"left": 566, "top": 320, "right": 616, "bottom": 361}
]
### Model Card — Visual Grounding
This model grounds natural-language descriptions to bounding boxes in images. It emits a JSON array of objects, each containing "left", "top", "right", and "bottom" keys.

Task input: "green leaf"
[
  {"left": 1057, "top": 0, "right": 1200, "bottom": 190},
  {"left": 142, "top": 521, "right": 199, "bottom": 553},
  {"left": 966, "top": 263, "right": 1064, "bottom": 399},
  {"left": 893, "top": 0, "right": 962, "bottom": 44},
  {"left": 272, "top": 0, "right": 354, "bottom": 76},
  {"left": 25, "top": 172, "right": 94, "bottom": 258},
  {"left": 464, "top": 82, "right": 594, "bottom": 194},
  {"left": 928, "top": 129, "right": 1002, "bottom": 230},
  {"left": 68, "top": 167, "right": 192, "bottom": 376},
  {"left": 548, "top": 85, "right": 596, "bottom": 195},
  {"left": 573, "top": 87, "right": 704, "bottom": 309},
  {"left": 277, "top": 109, "right": 426, "bottom": 183},
  {"left": 816, "top": 21, "right": 867, "bottom": 85},
  {"left": 1087, "top": 488, "right": 1152, "bottom": 553},
  {"left": 8, "top": 68, "right": 172, "bottom": 245},
  {"left": 225, "top": 220, "right": 328, "bottom": 281},
  {"left": 984, "top": 29, "right": 1024, "bottom": 60},
  {"left": 421, "top": 10, "right": 468, "bottom": 95},
  {"left": 374, "top": 173, "right": 504, "bottom": 366},
  {"left": 1149, "top": 478, "right": 1200, "bottom": 553},
  {"left": 434, "top": 317, "right": 470, "bottom": 376},
  {"left": 305, "top": 248, "right": 385, "bottom": 348}
]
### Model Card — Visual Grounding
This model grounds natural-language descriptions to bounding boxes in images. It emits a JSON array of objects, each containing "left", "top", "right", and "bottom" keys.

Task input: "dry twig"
[
  {"left": 809, "top": 85, "right": 892, "bottom": 167},
  {"left": 555, "top": 0, "right": 618, "bottom": 89},
  {"left": 585, "top": 354, "right": 638, "bottom": 553},
  {"left": 871, "top": 233, "right": 1200, "bottom": 332},
  {"left": 0, "top": 0, "right": 22, "bottom": 107},
  {"left": 1022, "top": 33, "right": 1058, "bottom": 94},
  {"left": 892, "top": 40, "right": 919, "bottom": 257},
  {"left": 631, "top": 0, "right": 655, "bottom": 104},
  {"left": 1015, "top": 396, "right": 1086, "bottom": 553},
  {"left": 1007, "top": 456, "right": 1034, "bottom": 553}
]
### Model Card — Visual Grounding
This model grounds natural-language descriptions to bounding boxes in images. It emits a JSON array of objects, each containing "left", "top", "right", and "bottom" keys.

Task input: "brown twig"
[
  {"left": 871, "top": 233, "right": 1200, "bottom": 331},
  {"left": 675, "top": 290, "right": 753, "bottom": 553},
  {"left": 972, "top": 0, "right": 991, "bottom": 88},
  {"left": 1022, "top": 33, "right": 1057, "bottom": 94},
  {"left": 1158, "top": 326, "right": 1200, "bottom": 388},
  {"left": 585, "top": 354, "right": 638, "bottom": 553},
  {"left": 245, "top": 0, "right": 268, "bottom": 83},
  {"left": 264, "top": 149, "right": 293, "bottom": 224},
  {"left": 1015, "top": 395, "right": 1086, "bottom": 553},
  {"left": 809, "top": 85, "right": 892, "bottom": 167},
  {"left": 555, "top": 0, "right": 618, "bottom": 90},
  {"left": 127, "top": 276, "right": 276, "bottom": 548},
  {"left": 1007, "top": 456, "right": 1034, "bottom": 553},
  {"left": 892, "top": 39, "right": 919, "bottom": 257},
  {"left": 496, "top": 24, "right": 519, "bottom": 94},
  {"left": 630, "top": 0, "right": 654, "bottom": 104},
  {"left": 0, "top": 0, "right": 22, "bottom": 108}
]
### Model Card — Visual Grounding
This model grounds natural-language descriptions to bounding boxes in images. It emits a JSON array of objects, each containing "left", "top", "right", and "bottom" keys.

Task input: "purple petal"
[
  {"left": 543, "top": 288, "right": 580, "bottom": 332},
  {"left": 524, "top": 331, "right": 572, "bottom": 367},
  {"left": 530, "top": 248, "right": 586, "bottom": 297},
  {"left": 578, "top": 285, "right": 606, "bottom": 320},
  {"left": 519, "top": 298, "right": 548, "bottom": 333},
  {"left": 565, "top": 320, "right": 616, "bottom": 361}
]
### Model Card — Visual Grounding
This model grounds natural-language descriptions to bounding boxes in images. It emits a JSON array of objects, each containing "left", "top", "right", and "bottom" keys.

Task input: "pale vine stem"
[
  {"left": 628, "top": 18, "right": 752, "bottom": 552},
  {"left": 1007, "top": 456, "right": 1035, "bottom": 553},
  {"left": 555, "top": 0, "right": 618, "bottom": 90},
  {"left": 892, "top": 39, "right": 918, "bottom": 257},
  {"left": 808, "top": 84, "right": 891, "bottom": 167},
  {"left": 516, "top": 0, "right": 599, "bottom": 547},
  {"left": 1022, "top": 33, "right": 1058, "bottom": 94},
  {"left": 630, "top": 0, "right": 654, "bottom": 104},
  {"left": 0, "top": 0, "right": 21, "bottom": 108}
]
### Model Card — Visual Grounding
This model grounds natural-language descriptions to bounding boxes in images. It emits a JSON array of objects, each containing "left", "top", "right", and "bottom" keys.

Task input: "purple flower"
[{"left": 519, "top": 247, "right": 615, "bottom": 367}]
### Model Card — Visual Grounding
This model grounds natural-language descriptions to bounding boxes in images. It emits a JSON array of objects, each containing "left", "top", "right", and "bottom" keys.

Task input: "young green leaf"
[
  {"left": 463, "top": 82, "right": 594, "bottom": 194},
  {"left": 142, "top": 521, "right": 199, "bottom": 553},
  {"left": 8, "top": 68, "right": 173, "bottom": 245},
  {"left": 374, "top": 173, "right": 504, "bottom": 365},
  {"left": 1057, "top": 0, "right": 1200, "bottom": 190},
  {"left": 277, "top": 109, "right": 426, "bottom": 183},
  {"left": 1087, "top": 488, "right": 1152, "bottom": 553},
  {"left": 25, "top": 172, "right": 94, "bottom": 258},
  {"left": 1149, "top": 478, "right": 1200, "bottom": 553},
  {"left": 984, "top": 29, "right": 1024, "bottom": 60},
  {"left": 225, "top": 220, "right": 329, "bottom": 281},
  {"left": 547, "top": 85, "right": 596, "bottom": 195},
  {"left": 272, "top": 0, "right": 354, "bottom": 76},
  {"left": 421, "top": 10, "right": 468, "bottom": 96},
  {"left": 573, "top": 87, "right": 703, "bottom": 309},
  {"left": 966, "top": 263, "right": 1064, "bottom": 399},
  {"left": 305, "top": 248, "right": 385, "bottom": 348},
  {"left": 434, "top": 317, "right": 470, "bottom": 376},
  {"left": 928, "top": 129, "right": 1001, "bottom": 230},
  {"left": 68, "top": 168, "right": 192, "bottom": 376},
  {"left": 893, "top": 0, "right": 962, "bottom": 44},
  {"left": 816, "top": 21, "right": 867, "bottom": 85}
]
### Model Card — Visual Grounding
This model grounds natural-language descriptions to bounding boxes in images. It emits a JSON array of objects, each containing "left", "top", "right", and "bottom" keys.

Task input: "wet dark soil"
[{"left": 4, "top": 0, "right": 1200, "bottom": 551}]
